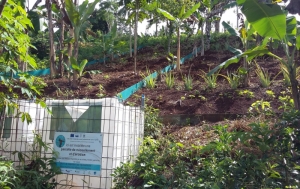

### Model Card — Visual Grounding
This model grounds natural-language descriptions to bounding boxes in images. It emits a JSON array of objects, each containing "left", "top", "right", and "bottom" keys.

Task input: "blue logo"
[
  {"left": 55, "top": 135, "right": 66, "bottom": 148},
  {"left": 70, "top": 134, "right": 74, "bottom": 137}
]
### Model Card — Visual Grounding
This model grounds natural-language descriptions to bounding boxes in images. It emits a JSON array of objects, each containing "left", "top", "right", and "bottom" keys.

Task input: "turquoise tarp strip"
[
  {"left": 27, "top": 68, "right": 50, "bottom": 76},
  {"left": 118, "top": 47, "right": 201, "bottom": 101},
  {"left": 1, "top": 46, "right": 145, "bottom": 79}
]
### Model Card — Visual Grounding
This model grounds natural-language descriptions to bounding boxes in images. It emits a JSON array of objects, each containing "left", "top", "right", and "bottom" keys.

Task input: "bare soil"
[
  {"left": 4, "top": 44, "right": 293, "bottom": 144},
  {"left": 42, "top": 46, "right": 288, "bottom": 118}
]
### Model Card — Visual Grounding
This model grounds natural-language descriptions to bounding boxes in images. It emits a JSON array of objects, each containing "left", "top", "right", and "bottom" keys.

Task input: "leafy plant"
[
  {"left": 112, "top": 111, "right": 300, "bottom": 188},
  {"left": 266, "top": 90, "right": 275, "bottom": 99},
  {"left": 144, "top": 105, "right": 163, "bottom": 138},
  {"left": 165, "top": 71, "right": 175, "bottom": 89},
  {"left": 11, "top": 134, "right": 61, "bottom": 189},
  {"left": 238, "top": 89, "right": 254, "bottom": 98},
  {"left": 71, "top": 57, "right": 88, "bottom": 81},
  {"left": 280, "top": 64, "right": 291, "bottom": 87},
  {"left": 219, "top": 71, "right": 240, "bottom": 89},
  {"left": 183, "top": 74, "right": 193, "bottom": 91},
  {"left": 141, "top": 68, "right": 156, "bottom": 89},
  {"left": 156, "top": 2, "right": 200, "bottom": 70},
  {"left": 278, "top": 94, "right": 294, "bottom": 111},
  {"left": 0, "top": 157, "right": 18, "bottom": 189},
  {"left": 255, "top": 64, "right": 271, "bottom": 88},
  {"left": 249, "top": 99, "right": 272, "bottom": 116},
  {"left": 200, "top": 70, "right": 218, "bottom": 89},
  {"left": 96, "top": 84, "right": 106, "bottom": 98}
]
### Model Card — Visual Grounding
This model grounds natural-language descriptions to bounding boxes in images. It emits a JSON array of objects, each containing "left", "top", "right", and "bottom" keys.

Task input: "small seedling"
[
  {"left": 249, "top": 99, "right": 272, "bottom": 115},
  {"left": 141, "top": 68, "right": 156, "bottom": 89},
  {"left": 104, "top": 74, "right": 110, "bottom": 79},
  {"left": 96, "top": 84, "right": 106, "bottom": 98},
  {"left": 165, "top": 71, "right": 175, "bottom": 89},
  {"left": 266, "top": 90, "right": 275, "bottom": 99},
  {"left": 183, "top": 74, "right": 193, "bottom": 91},
  {"left": 238, "top": 89, "right": 254, "bottom": 98},
  {"left": 200, "top": 70, "right": 218, "bottom": 89}
]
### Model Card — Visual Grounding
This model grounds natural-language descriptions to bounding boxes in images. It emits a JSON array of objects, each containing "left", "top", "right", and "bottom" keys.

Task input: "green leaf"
[
  {"left": 182, "top": 2, "right": 200, "bottom": 19},
  {"left": 207, "top": 54, "right": 243, "bottom": 76},
  {"left": 65, "top": 0, "right": 80, "bottom": 26},
  {"left": 178, "top": 5, "right": 185, "bottom": 18},
  {"left": 70, "top": 57, "right": 79, "bottom": 70},
  {"left": 286, "top": 16, "right": 297, "bottom": 38},
  {"left": 222, "top": 21, "right": 239, "bottom": 37},
  {"left": 296, "top": 35, "right": 300, "bottom": 50},
  {"left": 157, "top": 8, "right": 175, "bottom": 21},
  {"left": 21, "top": 112, "right": 32, "bottom": 125},
  {"left": 79, "top": 59, "right": 88, "bottom": 74},
  {"left": 203, "top": 0, "right": 211, "bottom": 8},
  {"left": 78, "top": 0, "right": 89, "bottom": 16},
  {"left": 237, "top": 0, "right": 246, "bottom": 5},
  {"left": 240, "top": 0, "right": 286, "bottom": 40},
  {"left": 228, "top": 46, "right": 243, "bottom": 55},
  {"left": 208, "top": 47, "right": 270, "bottom": 76},
  {"left": 81, "top": 0, "right": 100, "bottom": 25},
  {"left": 143, "top": 2, "right": 159, "bottom": 11},
  {"left": 64, "top": 37, "right": 75, "bottom": 44}
]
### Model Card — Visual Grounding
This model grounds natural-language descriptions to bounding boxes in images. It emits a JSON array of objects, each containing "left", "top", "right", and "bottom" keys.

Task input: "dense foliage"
[
  {"left": 113, "top": 106, "right": 300, "bottom": 188},
  {"left": 0, "top": 134, "right": 61, "bottom": 189}
]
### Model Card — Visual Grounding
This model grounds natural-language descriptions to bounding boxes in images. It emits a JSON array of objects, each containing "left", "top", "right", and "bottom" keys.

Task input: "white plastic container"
[{"left": 0, "top": 98, "right": 144, "bottom": 189}]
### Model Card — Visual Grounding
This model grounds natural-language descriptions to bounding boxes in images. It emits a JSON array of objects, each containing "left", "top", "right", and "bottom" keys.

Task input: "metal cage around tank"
[{"left": 0, "top": 98, "right": 144, "bottom": 189}]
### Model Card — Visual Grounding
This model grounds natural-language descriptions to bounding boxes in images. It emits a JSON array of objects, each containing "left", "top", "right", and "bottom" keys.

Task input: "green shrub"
[
  {"left": 141, "top": 69, "right": 156, "bottom": 89},
  {"left": 219, "top": 71, "right": 240, "bottom": 89},
  {"left": 183, "top": 74, "right": 193, "bottom": 91},
  {"left": 200, "top": 70, "right": 218, "bottom": 89},
  {"left": 144, "top": 105, "right": 163, "bottom": 138},
  {"left": 12, "top": 134, "right": 61, "bottom": 189},
  {"left": 0, "top": 157, "right": 18, "bottom": 189},
  {"left": 165, "top": 71, "right": 175, "bottom": 89},
  {"left": 112, "top": 110, "right": 300, "bottom": 189},
  {"left": 256, "top": 64, "right": 271, "bottom": 87}
]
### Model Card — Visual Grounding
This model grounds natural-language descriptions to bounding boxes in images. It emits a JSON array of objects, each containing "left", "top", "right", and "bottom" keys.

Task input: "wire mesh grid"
[{"left": 0, "top": 98, "right": 144, "bottom": 189}]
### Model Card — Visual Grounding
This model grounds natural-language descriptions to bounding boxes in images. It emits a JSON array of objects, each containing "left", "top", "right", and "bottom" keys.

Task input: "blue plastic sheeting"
[
  {"left": 118, "top": 80, "right": 144, "bottom": 102},
  {"left": 118, "top": 46, "right": 201, "bottom": 101},
  {"left": 1, "top": 46, "right": 144, "bottom": 79},
  {"left": 27, "top": 68, "right": 50, "bottom": 76}
]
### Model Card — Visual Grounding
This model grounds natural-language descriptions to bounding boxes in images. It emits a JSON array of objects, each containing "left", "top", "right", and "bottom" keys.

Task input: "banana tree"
[
  {"left": 209, "top": 0, "right": 300, "bottom": 110},
  {"left": 65, "top": 0, "right": 100, "bottom": 89},
  {"left": 126, "top": 0, "right": 149, "bottom": 73},
  {"left": 157, "top": 2, "right": 200, "bottom": 71},
  {"left": 222, "top": 20, "right": 256, "bottom": 86}
]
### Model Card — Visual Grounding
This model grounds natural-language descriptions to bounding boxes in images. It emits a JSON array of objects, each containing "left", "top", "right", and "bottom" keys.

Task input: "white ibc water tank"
[{"left": 0, "top": 98, "right": 144, "bottom": 189}]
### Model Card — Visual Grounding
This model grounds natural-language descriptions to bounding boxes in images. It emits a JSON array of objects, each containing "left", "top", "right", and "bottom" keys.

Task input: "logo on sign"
[{"left": 55, "top": 135, "right": 66, "bottom": 148}]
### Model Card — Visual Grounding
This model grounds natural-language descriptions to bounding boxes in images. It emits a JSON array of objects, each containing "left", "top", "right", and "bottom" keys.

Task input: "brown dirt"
[{"left": 40, "top": 47, "right": 290, "bottom": 120}]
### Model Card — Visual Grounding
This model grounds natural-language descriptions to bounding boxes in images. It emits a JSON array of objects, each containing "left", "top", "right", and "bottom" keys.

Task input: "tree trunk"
[
  {"left": 66, "top": 27, "right": 73, "bottom": 78},
  {"left": 205, "top": 19, "right": 212, "bottom": 50},
  {"left": 134, "top": 2, "right": 139, "bottom": 74},
  {"left": 214, "top": 19, "right": 220, "bottom": 33},
  {"left": 176, "top": 28, "right": 180, "bottom": 71},
  {"left": 46, "top": 0, "right": 56, "bottom": 77},
  {"left": 156, "top": 21, "right": 158, "bottom": 37},
  {"left": 71, "top": 40, "right": 79, "bottom": 89},
  {"left": 103, "top": 35, "right": 106, "bottom": 64},
  {"left": 129, "top": 25, "right": 132, "bottom": 57},
  {"left": 289, "top": 65, "right": 300, "bottom": 110},
  {"left": 201, "top": 23, "right": 204, "bottom": 56},
  {"left": 58, "top": 19, "right": 65, "bottom": 77},
  {"left": 0, "top": 0, "right": 7, "bottom": 17},
  {"left": 167, "top": 21, "right": 172, "bottom": 54}
]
